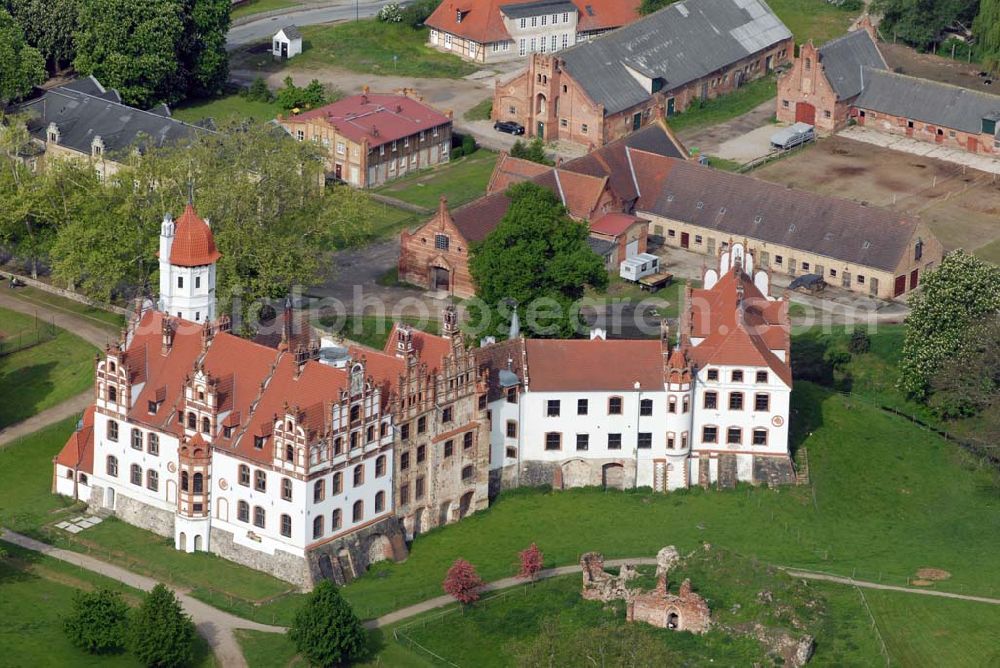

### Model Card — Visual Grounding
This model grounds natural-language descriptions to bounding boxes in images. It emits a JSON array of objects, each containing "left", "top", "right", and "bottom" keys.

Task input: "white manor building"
[
  {"left": 478, "top": 242, "right": 796, "bottom": 492},
  {"left": 54, "top": 206, "right": 795, "bottom": 588}
]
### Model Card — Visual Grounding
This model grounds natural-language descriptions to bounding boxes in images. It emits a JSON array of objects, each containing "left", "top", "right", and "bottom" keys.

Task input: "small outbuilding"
[{"left": 273, "top": 25, "right": 302, "bottom": 60}]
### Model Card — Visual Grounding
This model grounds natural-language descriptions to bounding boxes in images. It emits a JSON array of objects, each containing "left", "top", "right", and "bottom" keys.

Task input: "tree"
[
  {"left": 276, "top": 77, "right": 335, "bottom": 111},
  {"left": 0, "top": 8, "right": 45, "bottom": 104},
  {"left": 639, "top": 0, "right": 673, "bottom": 15},
  {"left": 928, "top": 314, "right": 1000, "bottom": 420},
  {"left": 64, "top": 588, "right": 130, "bottom": 654},
  {"left": 898, "top": 250, "right": 1000, "bottom": 400},
  {"left": 517, "top": 543, "right": 543, "bottom": 582},
  {"left": 443, "top": 558, "right": 484, "bottom": 606},
  {"left": 182, "top": 0, "right": 231, "bottom": 98},
  {"left": 73, "top": 0, "right": 186, "bottom": 108},
  {"left": 287, "top": 580, "right": 367, "bottom": 668},
  {"left": 872, "top": 0, "right": 978, "bottom": 50},
  {"left": 401, "top": 0, "right": 442, "bottom": 27},
  {"left": 509, "top": 137, "right": 552, "bottom": 165},
  {"left": 128, "top": 584, "right": 196, "bottom": 668},
  {"left": 469, "top": 182, "right": 607, "bottom": 338},
  {"left": 4, "top": 0, "right": 80, "bottom": 72},
  {"left": 975, "top": 0, "right": 1000, "bottom": 74}
]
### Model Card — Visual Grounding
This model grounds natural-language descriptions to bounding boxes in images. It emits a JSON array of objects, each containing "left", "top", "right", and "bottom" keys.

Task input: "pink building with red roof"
[{"left": 277, "top": 90, "right": 453, "bottom": 187}]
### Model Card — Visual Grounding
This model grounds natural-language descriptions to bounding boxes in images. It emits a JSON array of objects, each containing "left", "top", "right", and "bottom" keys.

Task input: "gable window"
[
  {"left": 435, "top": 234, "right": 450, "bottom": 250},
  {"left": 755, "top": 394, "right": 770, "bottom": 412},
  {"left": 576, "top": 433, "right": 589, "bottom": 451},
  {"left": 608, "top": 397, "right": 622, "bottom": 415},
  {"left": 702, "top": 426, "right": 718, "bottom": 444},
  {"left": 637, "top": 433, "right": 652, "bottom": 449},
  {"left": 640, "top": 399, "right": 653, "bottom": 416},
  {"left": 729, "top": 392, "right": 744, "bottom": 410},
  {"left": 727, "top": 427, "right": 742, "bottom": 445},
  {"left": 544, "top": 432, "right": 562, "bottom": 450},
  {"left": 607, "top": 433, "right": 622, "bottom": 450},
  {"left": 546, "top": 399, "right": 561, "bottom": 416},
  {"left": 281, "top": 514, "right": 292, "bottom": 537}
]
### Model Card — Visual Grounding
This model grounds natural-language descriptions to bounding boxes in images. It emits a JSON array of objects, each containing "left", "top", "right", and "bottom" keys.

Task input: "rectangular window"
[
  {"left": 417, "top": 416, "right": 427, "bottom": 433},
  {"left": 608, "top": 397, "right": 622, "bottom": 415},
  {"left": 727, "top": 427, "right": 742, "bottom": 445},
  {"left": 640, "top": 399, "right": 653, "bottom": 416},
  {"left": 417, "top": 445, "right": 426, "bottom": 463},
  {"left": 400, "top": 484, "right": 410, "bottom": 505},
  {"left": 562, "top": 33, "right": 568, "bottom": 48},
  {"left": 131, "top": 428, "right": 143, "bottom": 450},
  {"left": 506, "top": 387, "right": 517, "bottom": 403},
  {"left": 506, "top": 446, "right": 517, "bottom": 459},
  {"left": 576, "top": 434, "right": 589, "bottom": 451},
  {"left": 753, "top": 429, "right": 768, "bottom": 446},
  {"left": 442, "top": 406, "right": 453, "bottom": 423},
  {"left": 755, "top": 394, "right": 770, "bottom": 412},
  {"left": 546, "top": 400, "right": 561, "bottom": 417},
  {"left": 544, "top": 432, "right": 561, "bottom": 450},
  {"left": 581, "top": 123, "right": 588, "bottom": 134},
  {"left": 177, "top": 276, "right": 184, "bottom": 289},
  {"left": 729, "top": 392, "right": 744, "bottom": 410},
  {"left": 702, "top": 426, "right": 718, "bottom": 443},
  {"left": 519, "top": 18, "right": 526, "bottom": 28},
  {"left": 607, "top": 433, "right": 621, "bottom": 450},
  {"left": 775, "top": 255, "right": 783, "bottom": 265},
  {"left": 255, "top": 470, "right": 267, "bottom": 492},
  {"left": 148, "top": 433, "right": 159, "bottom": 455},
  {"left": 435, "top": 234, "right": 450, "bottom": 250},
  {"left": 463, "top": 432, "right": 473, "bottom": 450},
  {"left": 415, "top": 476, "right": 425, "bottom": 499},
  {"left": 707, "top": 369, "right": 719, "bottom": 381},
  {"left": 637, "top": 433, "right": 652, "bottom": 449},
  {"left": 147, "top": 470, "right": 159, "bottom": 492},
  {"left": 704, "top": 391, "right": 718, "bottom": 409},
  {"left": 400, "top": 423, "right": 410, "bottom": 441},
  {"left": 541, "top": 15, "right": 546, "bottom": 25},
  {"left": 577, "top": 399, "right": 588, "bottom": 415},
  {"left": 400, "top": 451, "right": 410, "bottom": 470},
  {"left": 519, "top": 39, "right": 526, "bottom": 56},
  {"left": 756, "top": 371, "right": 769, "bottom": 383},
  {"left": 506, "top": 420, "right": 517, "bottom": 438},
  {"left": 732, "top": 370, "right": 744, "bottom": 383},
  {"left": 444, "top": 440, "right": 454, "bottom": 457}
]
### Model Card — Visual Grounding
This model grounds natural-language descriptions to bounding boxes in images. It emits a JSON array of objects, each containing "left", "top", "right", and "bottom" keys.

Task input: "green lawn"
[
  {"left": 0, "top": 543, "right": 215, "bottom": 667},
  {"left": 671, "top": 76, "right": 777, "bottom": 135},
  {"left": 0, "top": 308, "right": 97, "bottom": 429},
  {"left": 0, "top": 417, "right": 82, "bottom": 532},
  {"left": 317, "top": 314, "right": 441, "bottom": 350},
  {"left": 231, "top": 0, "right": 302, "bottom": 20},
  {"left": 768, "top": 0, "right": 858, "bottom": 44},
  {"left": 5, "top": 285, "right": 124, "bottom": 329},
  {"left": 171, "top": 94, "right": 281, "bottom": 125},
  {"left": 236, "top": 20, "right": 478, "bottom": 79},
  {"left": 974, "top": 237, "right": 1000, "bottom": 265},
  {"left": 236, "top": 627, "right": 434, "bottom": 668},
  {"left": 376, "top": 150, "right": 498, "bottom": 210},
  {"left": 366, "top": 202, "right": 421, "bottom": 241},
  {"left": 464, "top": 98, "right": 493, "bottom": 121}
]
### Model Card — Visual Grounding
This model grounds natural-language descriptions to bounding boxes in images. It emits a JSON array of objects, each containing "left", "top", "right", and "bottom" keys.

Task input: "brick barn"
[
  {"left": 398, "top": 123, "right": 689, "bottom": 296},
  {"left": 492, "top": 0, "right": 793, "bottom": 147},
  {"left": 777, "top": 20, "right": 1000, "bottom": 155}
]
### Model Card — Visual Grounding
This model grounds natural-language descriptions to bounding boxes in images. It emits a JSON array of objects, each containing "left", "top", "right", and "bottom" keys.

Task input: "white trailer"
[{"left": 619, "top": 253, "right": 660, "bottom": 282}]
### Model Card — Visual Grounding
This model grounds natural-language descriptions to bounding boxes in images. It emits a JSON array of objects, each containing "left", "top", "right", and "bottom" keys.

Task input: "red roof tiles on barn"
[{"left": 288, "top": 94, "right": 451, "bottom": 147}]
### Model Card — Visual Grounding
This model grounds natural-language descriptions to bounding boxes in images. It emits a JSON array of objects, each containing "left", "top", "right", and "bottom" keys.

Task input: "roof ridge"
[
  {"left": 53, "top": 84, "right": 209, "bottom": 134},
  {"left": 866, "top": 66, "right": 1000, "bottom": 103}
]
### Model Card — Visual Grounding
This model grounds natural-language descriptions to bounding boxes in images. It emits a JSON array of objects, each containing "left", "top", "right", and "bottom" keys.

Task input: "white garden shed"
[{"left": 273, "top": 25, "right": 303, "bottom": 60}]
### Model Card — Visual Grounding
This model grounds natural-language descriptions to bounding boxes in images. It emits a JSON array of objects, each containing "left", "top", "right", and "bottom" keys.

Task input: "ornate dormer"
[
  {"left": 46, "top": 122, "right": 60, "bottom": 144},
  {"left": 441, "top": 304, "right": 458, "bottom": 339},
  {"left": 91, "top": 135, "right": 104, "bottom": 158}
]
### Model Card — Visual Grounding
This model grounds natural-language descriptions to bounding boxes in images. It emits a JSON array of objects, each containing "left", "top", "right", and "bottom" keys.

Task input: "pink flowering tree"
[
  {"left": 443, "top": 558, "right": 484, "bottom": 609},
  {"left": 517, "top": 543, "right": 544, "bottom": 582}
]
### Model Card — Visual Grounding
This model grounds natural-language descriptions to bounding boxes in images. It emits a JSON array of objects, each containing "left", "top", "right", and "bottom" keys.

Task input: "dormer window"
[
  {"left": 148, "top": 400, "right": 159, "bottom": 414},
  {"left": 456, "top": 9, "right": 463, "bottom": 22},
  {"left": 47, "top": 123, "right": 60, "bottom": 144}
]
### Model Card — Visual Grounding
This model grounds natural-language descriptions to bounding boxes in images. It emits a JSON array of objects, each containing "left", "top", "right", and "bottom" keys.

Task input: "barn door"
[{"left": 795, "top": 103, "right": 815, "bottom": 125}]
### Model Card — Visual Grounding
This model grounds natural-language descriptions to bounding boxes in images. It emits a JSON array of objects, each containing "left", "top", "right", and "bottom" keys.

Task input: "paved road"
[
  {"left": 0, "top": 291, "right": 117, "bottom": 447},
  {"left": 227, "top": 0, "right": 396, "bottom": 48},
  {"left": 1, "top": 529, "right": 286, "bottom": 668}
]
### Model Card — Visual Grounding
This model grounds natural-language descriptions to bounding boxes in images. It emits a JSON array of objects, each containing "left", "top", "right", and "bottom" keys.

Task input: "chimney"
[
  {"left": 395, "top": 103, "right": 402, "bottom": 113},
  {"left": 201, "top": 320, "right": 215, "bottom": 351},
  {"left": 441, "top": 304, "right": 458, "bottom": 339}
]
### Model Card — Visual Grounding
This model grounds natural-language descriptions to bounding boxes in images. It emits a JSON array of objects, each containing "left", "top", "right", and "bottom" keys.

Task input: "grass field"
[
  {"left": 0, "top": 543, "right": 215, "bottom": 667},
  {"left": 767, "top": 0, "right": 857, "bottom": 44},
  {"left": 318, "top": 314, "right": 441, "bottom": 350},
  {"left": 464, "top": 98, "right": 493, "bottom": 121},
  {"left": 236, "top": 21, "right": 478, "bottom": 79},
  {"left": 4, "top": 286, "right": 124, "bottom": 329},
  {"left": 172, "top": 94, "right": 281, "bottom": 125},
  {"left": 670, "top": 77, "right": 777, "bottom": 135},
  {"left": 376, "top": 150, "right": 498, "bottom": 210},
  {"left": 0, "top": 308, "right": 97, "bottom": 429},
  {"left": 975, "top": 237, "right": 1000, "bottom": 265},
  {"left": 231, "top": 0, "right": 302, "bottom": 20}
]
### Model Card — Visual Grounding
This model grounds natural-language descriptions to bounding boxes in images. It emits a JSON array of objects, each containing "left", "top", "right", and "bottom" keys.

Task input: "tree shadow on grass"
[
  {"left": 789, "top": 383, "right": 826, "bottom": 457},
  {"left": 0, "top": 360, "right": 58, "bottom": 429}
]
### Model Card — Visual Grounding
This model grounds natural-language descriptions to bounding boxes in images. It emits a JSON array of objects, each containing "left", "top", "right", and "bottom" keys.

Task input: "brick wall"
[
  {"left": 854, "top": 108, "right": 998, "bottom": 155},
  {"left": 775, "top": 41, "right": 850, "bottom": 134},
  {"left": 398, "top": 200, "right": 477, "bottom": 297}
]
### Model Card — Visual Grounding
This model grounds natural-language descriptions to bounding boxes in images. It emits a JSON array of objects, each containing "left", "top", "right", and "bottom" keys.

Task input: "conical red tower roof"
[{"left": 169, "top": 204, "right": 222, "bottom": 267}]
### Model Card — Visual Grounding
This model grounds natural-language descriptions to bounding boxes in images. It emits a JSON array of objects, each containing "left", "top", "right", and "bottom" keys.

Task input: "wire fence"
[{"left": 0, "top": 320, "right": 58, "bottom": 356}]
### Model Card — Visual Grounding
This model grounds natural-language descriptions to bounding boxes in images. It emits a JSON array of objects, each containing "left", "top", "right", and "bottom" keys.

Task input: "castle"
[{"left": 54, "top": 202, "right": 794, "bottom": 588}]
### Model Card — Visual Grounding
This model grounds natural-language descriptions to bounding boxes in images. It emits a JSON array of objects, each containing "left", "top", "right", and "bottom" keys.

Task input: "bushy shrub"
[
  {"left": 402, "top": 0, "right": 442, "bottom": 27},
  {"left": 276, "top": 77, "right": 331, "bottom": 111},
  {"left": 461, "top": 134, "right": 476, "bottom": 155},
  {"left": 241, "top": 77, "right": 272, "bottom": 103},
  {"left": 64, "top": 589, "right": 129, "bottom": 654},
  {"left": 128, "top": 584, "right": 195, "bottom": 668},
  {"left": 377, "top": 2, "right": 403, "bottom": 22},
  {"left": 848, "top": 330, "right": 871, "bottom": 354},
  {"left": 510, "top": 137, "right": 553, "bottom": 165}
]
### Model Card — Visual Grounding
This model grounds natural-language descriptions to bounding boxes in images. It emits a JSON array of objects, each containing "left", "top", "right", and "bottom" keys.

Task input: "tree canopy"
[
  {"left": 873, "top": 0, "right": 979, "bottom": 49},
  {"left": 509, "top": 137, "right": 553, "bottom": 166},
  {"left": 468, "top": 181, "right": 607, "bottom": 338},
  {"left": 0, "top": 8, "right": 45, "bottom": 104},
  {"left": 128, "top": 584, "right": 196, "bottom": 668},
  {"left": 443, "top": 558, "right": 484, "bottom": 605},
  {"left": 898, "top": 250, "right": 1000, "bottom": 402},
  {"left": 288, "top": 580, "right": 367, "bottom": 667},
  {"left": 73, "top": 0, "right": 230, "bottom": 108},
  {"left": 3, "top": 0, "right": 79, "bottom": 71},
  {"left": 64, "top": 588, "right": 130, "bottom": 654},
  {"left": 974, "top": 0, "right": 1000, "bottom": 73},
  {"left": 0, "top": 117, "right": 374, "bottom": 319},
  {"left": 639, "top": 0, "right": 674, "bottom": 15}
]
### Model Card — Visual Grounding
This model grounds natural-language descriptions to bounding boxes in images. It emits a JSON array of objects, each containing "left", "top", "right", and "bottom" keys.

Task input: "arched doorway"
[
  {"left": 216, "top": 497, "right": 229, "bottom": 521},
  {"left": 602, "top": 463, "right": 625, "bottom": 490},
  {"left": 430, "top": 265, "right": 450, "bottom": 292},
  {"left": 439, "top": 500, "right": 454, "bottom": 526},
  {"left": 458, "top": 491, "right": 474, "bottom": 519},
  {"left": 561, "top": 459, "right": 591, "bottom": 489},
  {"left": 795, "top": 102, "right": 815, "bottom": 125},
  {"left": 178, "top": 532, "right": 187, "bottom": 551},
  {"left": 667, "top": 610, "right": 680, "bottom": 629},
  {"left": 535, "top": 93, "right": 547, "bottom": 114},
  {"left": 194, "top": 535, "right": 203, "bottom": 551},
  {"left": 104, "top": 487, "right": 115, "bottom": 510},
  {"left": 367, "top": 534, "right": 393, "bottom": 564}
]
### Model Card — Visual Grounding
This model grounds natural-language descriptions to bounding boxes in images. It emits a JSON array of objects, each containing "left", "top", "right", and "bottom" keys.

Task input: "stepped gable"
[
  {"left": 382, "top": 323, "right": 455, "bottom": 371},
  {"left": 56, "top": 405, "right": 96, "bottom": 474},
  {"left": 346, "top": 346, "right": 406, "bottom": 407},
  {"left": 169, "top": 204, "right": 222, "bottom": 267}
]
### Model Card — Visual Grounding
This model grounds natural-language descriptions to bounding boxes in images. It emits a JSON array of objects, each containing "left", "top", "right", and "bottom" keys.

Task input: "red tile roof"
[
  {"left": 427, "top": 0, "right": 640, "bottom": 44},
  {"left": 589, "top": 212, "right": 645, "bottom": 237},
  {"left": 487, "top": 154, "right": 551, "bottom": 194},
  {"left": 286, "top": 94, "right": 451, "bottom": 147},
  {"left": 523, "top": 338, "right": 664, "bottom": 391},
  {"left": 56, "top": 405, "right": 96, "bottom": 473},
  {"left": 169, "top": 204, "right": 222, "bottom": 267}
]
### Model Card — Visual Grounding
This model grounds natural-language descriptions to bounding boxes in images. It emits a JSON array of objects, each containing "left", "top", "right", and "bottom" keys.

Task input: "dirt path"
[
  {"left": 0, "top": 291, "right": 119, "bottom": 447},
  {"left": 0, "top": 529, "right": 286, "bottom": 668},
  {"left": 782, "top": 568, "right": 1000, "bottom": 605},
  {"left": 676, "top": 98, "right": 776, "bottom": 156}
]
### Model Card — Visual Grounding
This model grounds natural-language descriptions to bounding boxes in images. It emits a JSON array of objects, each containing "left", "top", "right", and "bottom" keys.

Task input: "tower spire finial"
[{"left": 187, "top": 179, "right": 194, "bottom": 206}]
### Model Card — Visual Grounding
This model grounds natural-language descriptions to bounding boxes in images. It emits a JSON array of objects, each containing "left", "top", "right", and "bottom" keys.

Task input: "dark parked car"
[{"left": 494, "top": 121, "right": 525, "bottom": 135}]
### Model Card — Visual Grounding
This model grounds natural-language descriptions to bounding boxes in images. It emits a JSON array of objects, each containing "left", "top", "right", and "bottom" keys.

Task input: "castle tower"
[
  {"left": 158, "top": 202, "right": 221, "bottom": 323},
  {"left": 663, "top": 336, "right": 694, "bottom": 492}
]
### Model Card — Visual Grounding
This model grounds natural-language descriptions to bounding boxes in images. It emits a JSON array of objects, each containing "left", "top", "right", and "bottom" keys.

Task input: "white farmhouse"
[
  {"left": 479, "top": 241, "right": 795, "bottom": 492},
  {"left": 273, "top": 25, "right": 303, "bottom": 60}
]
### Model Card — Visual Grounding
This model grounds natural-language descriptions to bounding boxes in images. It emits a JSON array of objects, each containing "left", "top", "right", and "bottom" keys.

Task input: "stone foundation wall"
[
  {"left": 210, "top": 526, "right": 311, "bottom": 590},
  {"left": 753, "top": 455, "right": 797, "bottom": 486},
  {"left": 307, "top": 515, "right": 409, "bottom": 587},
  {"left": 102, "top": 489, "right": 175, "bottom": 538}
]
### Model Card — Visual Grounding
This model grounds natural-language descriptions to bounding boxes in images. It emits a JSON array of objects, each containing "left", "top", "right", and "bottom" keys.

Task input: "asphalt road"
[{"left": 227, "top": 0, "right": 398, "bottom": 49}]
